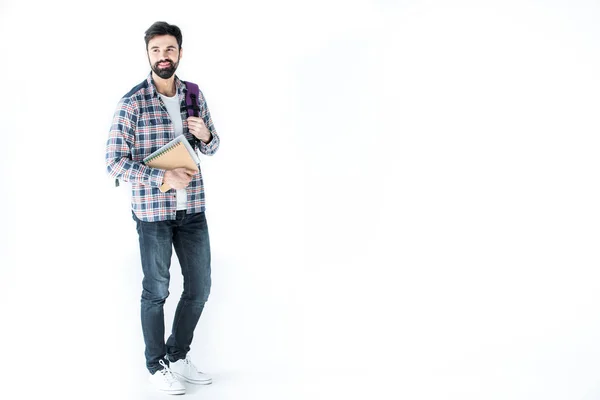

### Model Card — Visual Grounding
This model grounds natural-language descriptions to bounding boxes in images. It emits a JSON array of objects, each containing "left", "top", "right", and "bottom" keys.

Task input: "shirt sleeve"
[
  {"left": 197, "top": 89, "right": 220, "bottom": 155},
  {"left": 105, "top": 97, "right": 165, "bottom": 187}
]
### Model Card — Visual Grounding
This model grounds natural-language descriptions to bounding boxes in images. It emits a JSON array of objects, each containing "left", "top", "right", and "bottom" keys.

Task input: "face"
[{"left": 147, "top": 35, "right": 182, "bottom": 79}]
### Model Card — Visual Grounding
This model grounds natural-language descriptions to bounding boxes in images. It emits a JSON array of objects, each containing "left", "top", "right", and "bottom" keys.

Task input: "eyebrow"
[{"left": 150, "top": 45, "right": 177, "bottom": 49}]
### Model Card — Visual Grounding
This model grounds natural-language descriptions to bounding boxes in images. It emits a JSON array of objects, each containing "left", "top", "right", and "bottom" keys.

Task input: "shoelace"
[{"left": 158, "top": 359, "right": 179, "bottom": 385}]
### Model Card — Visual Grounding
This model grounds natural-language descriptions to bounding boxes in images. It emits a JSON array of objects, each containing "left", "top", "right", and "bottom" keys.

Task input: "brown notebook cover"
[{"left": 143, "top": 136, "right": 200, "bottom": 192}]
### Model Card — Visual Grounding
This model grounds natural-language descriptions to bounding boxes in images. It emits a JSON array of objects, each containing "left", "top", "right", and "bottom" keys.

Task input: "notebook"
[{"left": 143, "top": 135, "right": 201, "bottom": 193}]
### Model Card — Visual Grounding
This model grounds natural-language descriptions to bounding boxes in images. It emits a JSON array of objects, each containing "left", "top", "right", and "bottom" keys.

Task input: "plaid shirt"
[{"left": 106, "top": 73, "right": 220, "bottom": 222}]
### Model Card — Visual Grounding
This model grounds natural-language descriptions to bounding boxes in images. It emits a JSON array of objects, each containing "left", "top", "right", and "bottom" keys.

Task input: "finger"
[{"left": 188, "top": 117, "right": 205, "bottom": 126}]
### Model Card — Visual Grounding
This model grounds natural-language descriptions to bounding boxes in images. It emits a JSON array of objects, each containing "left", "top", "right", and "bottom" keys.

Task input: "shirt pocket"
[
  {"left": 138, "top": 116, "right": 160, "bottom": 127},
  {"left": 138, "top": 116, "right": 169, "bottom": 139}
]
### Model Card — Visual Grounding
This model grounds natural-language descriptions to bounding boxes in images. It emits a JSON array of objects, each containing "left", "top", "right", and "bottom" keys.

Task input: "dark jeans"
[{"left": 132, "top": 210, "right": 211, "bottom": 374}]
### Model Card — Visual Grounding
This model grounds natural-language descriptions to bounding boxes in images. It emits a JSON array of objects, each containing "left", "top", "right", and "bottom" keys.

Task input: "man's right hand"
[{"left": 163, "top": 168, "right": 197, "bottom": 189}]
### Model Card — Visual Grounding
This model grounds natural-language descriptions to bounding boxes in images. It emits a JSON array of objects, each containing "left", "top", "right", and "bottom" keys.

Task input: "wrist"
[
  {"left": 161, "top": 170, "right": 170, "bottom": 184},
  {"left": 194, "top": 134, "right": 210, "bottom": 145}
]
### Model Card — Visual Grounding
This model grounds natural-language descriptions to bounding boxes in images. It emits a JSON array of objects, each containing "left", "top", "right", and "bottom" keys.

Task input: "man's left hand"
[{"left": 188, "top": 117, "right": 211, "bottom": 143}]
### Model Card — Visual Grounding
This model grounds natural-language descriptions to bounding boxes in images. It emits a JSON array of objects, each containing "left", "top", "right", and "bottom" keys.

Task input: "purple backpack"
[{"left": 183, "top": 81, "right": 201, "bottom": 118}]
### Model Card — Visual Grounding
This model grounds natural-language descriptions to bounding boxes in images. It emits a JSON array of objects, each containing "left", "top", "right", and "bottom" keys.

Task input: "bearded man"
[{"left": 105, "top": 21, "right": 220, "bottom": 395}]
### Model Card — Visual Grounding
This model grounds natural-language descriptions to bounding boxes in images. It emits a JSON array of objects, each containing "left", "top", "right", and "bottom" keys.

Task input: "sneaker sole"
[
  {"left": 171, "top": 372, "right": 213, "bottom": 385},
  {"left": 159, "top": 388, "right": 186, "bottom": 395}
]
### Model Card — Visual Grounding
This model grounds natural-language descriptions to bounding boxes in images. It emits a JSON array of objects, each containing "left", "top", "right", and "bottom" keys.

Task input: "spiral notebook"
[{"left": 143, "top": 135, "right": 201, "bottom": 193}]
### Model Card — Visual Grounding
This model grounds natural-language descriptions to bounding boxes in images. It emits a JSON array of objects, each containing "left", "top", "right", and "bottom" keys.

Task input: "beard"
[{"left": 151, "top": 57, "right": 179, "bottom": 79}]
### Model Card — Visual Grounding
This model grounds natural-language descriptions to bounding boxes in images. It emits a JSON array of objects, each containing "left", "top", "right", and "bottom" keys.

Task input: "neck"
[{"left": 152, "top": 72, "right": 177, "bottom": 96}]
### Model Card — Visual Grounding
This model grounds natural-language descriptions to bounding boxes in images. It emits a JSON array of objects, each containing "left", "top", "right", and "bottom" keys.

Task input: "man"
[{"left": 105, "top": 21, "right": 220, "bottom": 395}]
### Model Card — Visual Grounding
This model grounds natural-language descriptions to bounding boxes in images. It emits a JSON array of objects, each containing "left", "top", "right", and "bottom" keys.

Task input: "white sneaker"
[
  {"left": 169, "top": 355, "right": 213, "bottom": 385},
  {"left": 148, "top": 360, "right": 186, "bottom": 395}
]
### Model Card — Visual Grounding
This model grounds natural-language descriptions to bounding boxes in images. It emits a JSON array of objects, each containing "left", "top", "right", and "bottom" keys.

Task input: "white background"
[{"left": 1, "top": 0, "right": 600, "bottom": 399}]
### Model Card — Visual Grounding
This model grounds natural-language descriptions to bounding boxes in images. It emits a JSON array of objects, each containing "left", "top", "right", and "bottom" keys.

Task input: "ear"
[{"left": 179, "top": 46, "right": 183, "bottom": 60}]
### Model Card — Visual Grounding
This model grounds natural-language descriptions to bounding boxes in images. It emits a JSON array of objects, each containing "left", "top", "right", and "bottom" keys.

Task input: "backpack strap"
[{"left": 183, "top": 81, "right": 201, "bottom": 118}]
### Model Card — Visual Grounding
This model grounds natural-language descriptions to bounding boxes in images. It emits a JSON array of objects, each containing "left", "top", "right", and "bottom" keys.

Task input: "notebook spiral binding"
[{"left": 145, "top": 142, "right": 182, "bottom": 163}]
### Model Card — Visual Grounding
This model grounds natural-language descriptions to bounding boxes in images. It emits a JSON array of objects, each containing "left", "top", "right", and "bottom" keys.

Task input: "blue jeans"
[{"left": 132, "top": 210, "right": 211, "bottom": 374}]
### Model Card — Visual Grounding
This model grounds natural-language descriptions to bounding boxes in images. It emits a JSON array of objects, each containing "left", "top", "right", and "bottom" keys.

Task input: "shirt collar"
[{"left": 146, "top": 72, "right": 185, "bottom": 98}]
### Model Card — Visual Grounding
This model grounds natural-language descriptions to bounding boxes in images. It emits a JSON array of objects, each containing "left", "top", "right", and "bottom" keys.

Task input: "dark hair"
[{"left": 144, "top": 21, "right": 183, "bottom": 49}]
